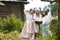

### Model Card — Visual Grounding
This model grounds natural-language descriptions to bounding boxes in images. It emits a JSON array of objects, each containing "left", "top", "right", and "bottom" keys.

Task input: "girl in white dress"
[
  {"left": 42, "top": 11, "right": 52, "bottom": 38},
  {"left": 20, "top": 9, "right": 35, "bottom": 40},
  {"left": 33, "top": 9, "right": 42, "bottom": 37}
]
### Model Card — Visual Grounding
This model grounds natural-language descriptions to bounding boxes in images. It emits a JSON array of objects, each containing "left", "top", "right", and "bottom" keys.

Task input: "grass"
[{"left": 0, "top": 21, "right": 58, "bottom": 40}]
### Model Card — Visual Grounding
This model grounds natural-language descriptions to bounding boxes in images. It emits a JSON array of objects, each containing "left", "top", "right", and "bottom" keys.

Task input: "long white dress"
[
  {"left": 33, "top": 13, "right": 42, "bottom": 33},
  {"left": 20, "top": 10, "right": 35, "bottom": 40}
]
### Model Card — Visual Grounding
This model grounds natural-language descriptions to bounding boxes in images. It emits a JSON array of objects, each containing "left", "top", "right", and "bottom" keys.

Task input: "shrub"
[
  {"left": 0, "top": 31, "right": 24, "bottom": 40},
  {"left": 0, "top": 14, "right": 23, "bottom": 33},
  {"left": 35, "top": 20, "right": 58, "bottom": 40}
]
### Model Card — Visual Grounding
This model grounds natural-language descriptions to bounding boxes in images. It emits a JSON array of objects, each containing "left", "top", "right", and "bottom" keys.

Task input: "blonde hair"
[{"left": 36, "top": 10, "right": 40, "bottom": 17}]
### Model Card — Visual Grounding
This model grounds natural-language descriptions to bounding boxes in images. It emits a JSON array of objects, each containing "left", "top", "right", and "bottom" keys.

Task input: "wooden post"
[
  {"left": 20, "top": 3, "right": 25, "bottom": 21},
  {"left": 58, "top": 0, "right": 60, "bottom": 40}
]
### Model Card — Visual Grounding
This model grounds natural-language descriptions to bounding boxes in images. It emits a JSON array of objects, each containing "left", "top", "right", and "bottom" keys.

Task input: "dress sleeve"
[
  {"left": 24, "top": 10, "right": 29, "bottom": 16},
  {"left": 47, "top": 11, "right": 52, "bottom": 23},
  {"left": 40, "top": 14, "right": 42, "bottom": 18},
  {"left": 48, "top": 11, "right": 52, "bottom": 17},
  {"left": 33, "top": 14, "right": 36, "bottom": 21}
]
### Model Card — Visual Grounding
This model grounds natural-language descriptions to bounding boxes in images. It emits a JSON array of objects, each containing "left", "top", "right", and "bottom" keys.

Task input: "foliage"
[
  {"left": 0, "top": 13, "right": 59, "bottom": 40},
  {"left": 35, "top": 20, "right": 58, "bottom": 40},
  {"left": 0, "top": 31, "right": 24, "bottom": 40},
  {"left": 0, "top": 14, "right": 23, "bottom": 33},
  {"left": 43, "top": 3, "right": 58, "bottom": 17},
  {"left": 0, "top": 20, "right": 58, "bottom": 40}
]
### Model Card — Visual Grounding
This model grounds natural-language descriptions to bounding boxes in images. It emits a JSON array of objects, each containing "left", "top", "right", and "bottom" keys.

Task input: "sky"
[{"left": 24, "top": 0, "right": 50, "bottom": 10}]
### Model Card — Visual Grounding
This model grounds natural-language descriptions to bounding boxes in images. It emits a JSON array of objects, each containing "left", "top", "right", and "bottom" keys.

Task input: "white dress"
[
  {"left": 33, "top": 13, "right": 42, "bottom": 33},
  {"left": 20, "top": 10, "right": 35, "bottom": 39}
]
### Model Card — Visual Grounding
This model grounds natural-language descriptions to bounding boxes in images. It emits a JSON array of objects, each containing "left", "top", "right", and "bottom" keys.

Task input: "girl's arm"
[
  {"left": 24, "top": 10, "right": 29, "bottom": 16},
  {"left": 47, "top": 11, "right": 52, "bottom": 23}
]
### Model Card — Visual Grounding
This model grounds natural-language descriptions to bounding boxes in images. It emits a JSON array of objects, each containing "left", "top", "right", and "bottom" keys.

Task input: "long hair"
[
  {"left": 29, "top": 9, "right": 34, "bottom": 15},
  {"left": 36, "top": 10, "right": 40, "bottom": 17},
  {"left": 42, "top": 11, "right": 47, "bottom": 17},
  {"left": 29, "top": 9, "right": 33, "bottom": 13}
]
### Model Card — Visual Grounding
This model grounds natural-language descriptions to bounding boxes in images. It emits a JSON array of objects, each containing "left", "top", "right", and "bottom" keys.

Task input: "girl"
[
  {"left": 42, "top": 11, "right": 52, "bottom": 38},
  {"left": 20, "top": 9, "right": 35, "bottom": 40},
  {"left": 33, "top": 9, "right": 42, "bottom": 37}
]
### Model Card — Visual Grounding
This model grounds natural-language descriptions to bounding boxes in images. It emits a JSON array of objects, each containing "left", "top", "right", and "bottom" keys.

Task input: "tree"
[{"left": 43, "top": 3, "right": 58, "bottom": 16}]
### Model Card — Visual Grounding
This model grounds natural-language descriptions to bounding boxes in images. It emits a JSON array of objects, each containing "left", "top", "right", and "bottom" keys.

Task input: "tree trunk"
[{"left": 58, "top": 0, "right": 60, "bottom": 40}]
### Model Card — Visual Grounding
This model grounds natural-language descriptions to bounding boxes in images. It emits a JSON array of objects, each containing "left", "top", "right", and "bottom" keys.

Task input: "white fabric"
[
  {"left": 42, "top": 11, "right": 52, "bottom": 37},
  {"left": 20, "top": 20, "right": 34, "bottom": 38},
  {"left": 42, "top": 15, "right": 48, "bottom": 24},
  {"left": 26, "top": 33, "right": 35, "bottom": 40},
  {"left": 34, "top": 23, "right": 39, "bottom": 33},
  {"left": 24, "top": 10, "right": 33, "bottom": 21},
  {"left": 33, "top": 13, "right": 42, "bottom": 33},
  {"left": 33, "top": 13, "right": 42, "bottom": 21},
  {"left": 47, "top": 11, "right": 52, "bottom": 23},
  {"left": 20, "top": 10, "right": 35, "bottom": 39},
  {"left": 42, "top": 11, "right": 52, "bottom": 24}
]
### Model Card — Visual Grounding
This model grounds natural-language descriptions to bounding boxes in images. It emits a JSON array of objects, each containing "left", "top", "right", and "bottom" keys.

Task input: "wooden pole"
[{"left": 58, "top": 0, "right": 60, "bottom": 40}]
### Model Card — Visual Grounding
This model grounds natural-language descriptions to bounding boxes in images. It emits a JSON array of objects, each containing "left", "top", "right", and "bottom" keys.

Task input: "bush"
[
  {"left": 35, "top": 20, "right": 58, "bottom": 40},
  {"left": 0, "top": 31, "right": 24, "bottom": 40},
  {"left": 0, "top": 14, "right": 23, "bottom": 33}
]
